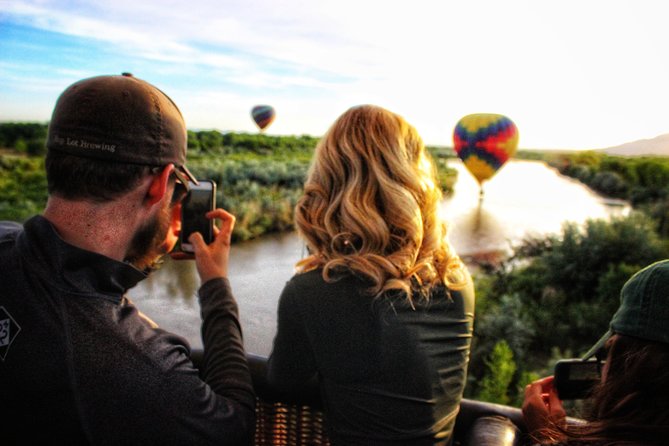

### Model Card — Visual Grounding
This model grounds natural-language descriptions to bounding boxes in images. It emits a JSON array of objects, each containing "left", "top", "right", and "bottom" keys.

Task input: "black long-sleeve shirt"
[
  {"left": 267, "top": 269, "right": 475, "bottom": 446},
  {"left": 0, "top": 216, "right": 255, "bottom": 445}
]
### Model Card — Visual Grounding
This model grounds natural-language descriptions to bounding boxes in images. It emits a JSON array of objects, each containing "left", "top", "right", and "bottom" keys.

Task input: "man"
[{"left": 0, "top": 73, "right": 255, "bottom": 444}]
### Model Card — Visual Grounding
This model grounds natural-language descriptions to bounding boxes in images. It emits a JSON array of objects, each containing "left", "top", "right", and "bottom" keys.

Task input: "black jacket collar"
[{"left": 17, "top": 215, "right": 147, "bottom": 300}]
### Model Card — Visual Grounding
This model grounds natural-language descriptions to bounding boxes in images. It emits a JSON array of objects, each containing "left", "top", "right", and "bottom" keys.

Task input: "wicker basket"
[{"left": 254, "top": 399, "right": 331, "bottom": 446}]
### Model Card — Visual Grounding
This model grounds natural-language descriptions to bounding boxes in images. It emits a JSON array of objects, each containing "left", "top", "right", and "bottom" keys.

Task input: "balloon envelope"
[
  {"left": 452, "top": 113, "right": 519, "bottom": 185},
  {"left": 251, "top": 105, "right": 276, "bottom": 130}
]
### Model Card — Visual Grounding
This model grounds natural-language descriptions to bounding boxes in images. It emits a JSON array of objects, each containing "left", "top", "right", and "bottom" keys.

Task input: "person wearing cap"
[
  {"left": 521, "top": 260, "right": 669, "bottom": 445},
  {"left": 0, "top": 74, "right": 255, "bottom": 444}
]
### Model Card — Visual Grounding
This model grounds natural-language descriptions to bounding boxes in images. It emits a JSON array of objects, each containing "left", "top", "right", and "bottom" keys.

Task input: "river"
[{"left": 128, "top": 160, "right": 629, "bottom": 356}]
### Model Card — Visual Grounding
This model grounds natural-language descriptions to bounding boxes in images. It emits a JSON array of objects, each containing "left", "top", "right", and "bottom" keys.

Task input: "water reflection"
[
  {"left": 129, "top": 232, "right": 304, "bottom": 355},
  {"left": 443, "top": 160, "right": 628, "bottom": 257},
  {"left": 453, "top": 204, "right": 509, "bottom": 265},
  {"left": 128, "top": 160, "right": 630, "bottom": 356}
]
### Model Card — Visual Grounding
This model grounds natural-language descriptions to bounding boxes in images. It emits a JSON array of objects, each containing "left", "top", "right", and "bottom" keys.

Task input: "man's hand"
[
  {"left": 186, "top": 208, "right": 235, "bottom": 284},
  {"left": 522, "top": 376, "right": 567, "bottom": 441}
]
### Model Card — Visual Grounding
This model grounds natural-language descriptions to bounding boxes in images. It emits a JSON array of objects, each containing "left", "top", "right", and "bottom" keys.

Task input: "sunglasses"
[
  {"left": 171, "top": 178, "right": 190, "bottom": 205},
  {"left": 149, "top": 166, "right": 192, "bottom": 205}
]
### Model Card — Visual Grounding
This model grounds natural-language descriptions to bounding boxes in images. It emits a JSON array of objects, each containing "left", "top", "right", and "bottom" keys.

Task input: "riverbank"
[
  {"left": 128, "top": 159, "right": 630, "bottom": 356},
  {"left": 0, "top": 128, "right": 459, "bottom": 241}
]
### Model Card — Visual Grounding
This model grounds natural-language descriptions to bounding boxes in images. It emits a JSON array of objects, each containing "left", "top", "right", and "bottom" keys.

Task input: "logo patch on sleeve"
[{"left": 0, "top": 306, "right": 21, "bottom": 361}]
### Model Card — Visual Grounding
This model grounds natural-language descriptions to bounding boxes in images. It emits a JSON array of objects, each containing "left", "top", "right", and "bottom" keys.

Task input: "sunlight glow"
[{"left": 2, "top": 0, "right": 669, "bottom": 149}]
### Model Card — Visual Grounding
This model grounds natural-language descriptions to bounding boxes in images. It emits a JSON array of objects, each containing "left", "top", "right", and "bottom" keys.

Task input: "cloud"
[
  {"left": 3, "top": 0, "right": 669, "bottom": 147},
  {"left": 1, "top": 1, "right": 481, "bottom": 83},
  {"left": 0, "top": 61, "right": 86, "bottom": 93}
]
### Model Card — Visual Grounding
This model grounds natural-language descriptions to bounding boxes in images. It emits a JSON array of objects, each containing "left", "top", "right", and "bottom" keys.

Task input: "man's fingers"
[
  {"left": 188, "top": 232, "right": 207, "bottom": 253},
  {"left": 206, "top": 208, "right": 235, "bottom": 245},
  {"left": 207, "top": 209, "right": 235, "bottom": 230},
  {"left": 189, "top": 209, "right": 235, "bottom": 282},
  {"left": 206, "top": 208, "right": 234, "bottom": 221}
]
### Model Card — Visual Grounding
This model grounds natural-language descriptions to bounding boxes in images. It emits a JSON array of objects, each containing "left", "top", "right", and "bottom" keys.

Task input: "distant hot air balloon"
[
  {"left": 251, "top": 105, "right": 276, "bottom": 131},
  {"left": 452, "top": 113, "right": 518, "bottom": 193}
]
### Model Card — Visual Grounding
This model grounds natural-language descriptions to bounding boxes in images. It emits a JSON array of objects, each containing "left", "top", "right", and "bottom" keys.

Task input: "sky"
[{"left": 1, "top": 0, "right": 669, "bottom": 150}]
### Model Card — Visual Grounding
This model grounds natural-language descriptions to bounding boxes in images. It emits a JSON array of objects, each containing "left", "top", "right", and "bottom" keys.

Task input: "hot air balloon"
[
  {"left": 452, "top": 113, "right": 518, "bottom": 194},
  {"left": 251, "top": 105, "right": 276, "bottom": 131}
]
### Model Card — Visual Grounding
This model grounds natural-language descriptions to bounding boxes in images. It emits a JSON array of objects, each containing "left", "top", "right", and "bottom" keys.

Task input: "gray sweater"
[{"left": 267, "top": 268, "right": 475, "bottom": 446}]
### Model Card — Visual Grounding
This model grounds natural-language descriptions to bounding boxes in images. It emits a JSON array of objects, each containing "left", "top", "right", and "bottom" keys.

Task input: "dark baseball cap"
[
  {"left": 582, "top": 259, "right": 669, "bottom": 359},
  {"left": 47, "top": 73, "right": 197, "bottom": 185}
]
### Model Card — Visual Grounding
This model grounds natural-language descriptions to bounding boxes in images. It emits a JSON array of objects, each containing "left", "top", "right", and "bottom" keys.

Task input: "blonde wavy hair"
[{"left": 295, "top": 105, "right": 468, "bottom": 299}]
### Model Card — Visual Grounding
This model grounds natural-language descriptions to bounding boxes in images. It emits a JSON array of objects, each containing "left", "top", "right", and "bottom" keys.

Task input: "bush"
[
  {"left": 186, "top": 155, "right": 309, "bottom": 241},
  {"left": 476, "top": 340, "right": 517, "bottom": 405},
  {"left": 551, "top": 152, "right": 669, "bottom": 210},
  {"left": 563, "top": 164, "right": 593, "bottom": 183},
  {"left": 26, "top": 139, "right": 46, "bottom": 156},
  {"left": 0, "top": 155, "right": 47, "bottom": 221},
  {"left": 469, "top": 213, "right": 669, "bottom": 405},
  {"left": 0, "top": 122, "right": 47, "bottom": 149},
  {"left": 590, "top": 171, "right": 627, "bottom": 197}
]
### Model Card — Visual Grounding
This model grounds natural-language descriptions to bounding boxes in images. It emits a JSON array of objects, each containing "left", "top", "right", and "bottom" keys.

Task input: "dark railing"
[{"left": 193, "top": 350, "right": 534, "bottom": 445}]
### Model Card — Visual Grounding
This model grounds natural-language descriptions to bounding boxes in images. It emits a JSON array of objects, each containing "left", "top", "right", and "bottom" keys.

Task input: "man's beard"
[{"left": 125, "top": 202, "right": 172, "bottom": 272}]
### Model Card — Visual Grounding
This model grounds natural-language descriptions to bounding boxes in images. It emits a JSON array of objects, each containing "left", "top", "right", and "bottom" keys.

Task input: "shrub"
[
  {"left": 0, "top": 155, "right": 47, "bottom": 221},
  {"left": 469, "top": 213, "right": 669, "bottom": 405},
  {"left": 590, "top": 171, "right": 627, "bottom": 197},
  {"left": 476, "top": 340, "right": 517, "bottom": 405}
]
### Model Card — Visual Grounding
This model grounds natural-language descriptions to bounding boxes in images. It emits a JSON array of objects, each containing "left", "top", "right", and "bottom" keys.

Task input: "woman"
[
  {"left": 523, "top": 260, "right": 669, "bottom": 446},
  {"left": 267, "top": 105, "right": 474, "bottom": 446}
]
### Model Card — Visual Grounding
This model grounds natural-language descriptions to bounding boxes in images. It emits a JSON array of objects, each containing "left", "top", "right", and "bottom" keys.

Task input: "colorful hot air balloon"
[
  {"left": 251, "top": 105, "right": 275, "bottom": 131},
  {"left": 452, "top": 113, "right": 519, "bottom": 188}
]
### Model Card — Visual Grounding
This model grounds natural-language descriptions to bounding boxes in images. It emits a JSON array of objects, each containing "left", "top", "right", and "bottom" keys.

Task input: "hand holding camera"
[
  {"left": 171, "top": 179, "right": 234, "bottom": 282},
  {"left": 187, "top": 208, "right": 235, "bottom": 282},
  {"left": 179, "top": 180, "right": 217, "bottom": 253},
  {"left": 522, "top": 376, "right": 567, "bottom": 439}
]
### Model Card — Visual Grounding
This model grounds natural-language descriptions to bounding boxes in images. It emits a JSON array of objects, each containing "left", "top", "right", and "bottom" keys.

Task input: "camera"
[
  {"left": 553, "top": 359, "right": 600, "bottom": 400},
  {"left": 179, "top": 180, "right": 216, "bottom": 253}
]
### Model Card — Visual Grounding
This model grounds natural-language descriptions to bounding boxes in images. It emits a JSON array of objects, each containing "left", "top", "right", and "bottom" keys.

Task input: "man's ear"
[
  {"left": 165, "top": 202, "right": 182, "bottom": 249},
  {"left": 146, "top": 164, "right": 175, "bottom": 206}
]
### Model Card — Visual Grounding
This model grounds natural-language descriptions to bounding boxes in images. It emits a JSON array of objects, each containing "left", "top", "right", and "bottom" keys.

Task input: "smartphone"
[
  {"left": 553, "top": 359, "right": 600, "bottom": 400},
  {"left": 180, "top": 180, "right": 216, "bottom": 253}
]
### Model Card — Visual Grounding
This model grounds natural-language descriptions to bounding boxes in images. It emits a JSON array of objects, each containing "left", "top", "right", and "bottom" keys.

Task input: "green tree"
[
  {"left": 468, "top": 212, "right": 669, "bottom": 406},
  {"left": 0, "top": 154, "right": 47, "bottom": 221},
  {"left": 198, "top": 130, "right": 224, "bottom": 152},
  {"left": 634, "top": 159, "right": 669, "bottom": 190},
  {"left": 590, "top": 171, "right": 627, "bottom": 197},
  {"left": 187, "top": 130, "right": 201, "bottom": 151},
  {"left": 476, "top": 340, "right": 517, "bottom": 405},
  {"left": 550, "top": 152, "right": 669, "bottom": 209},
  {"left": 26, "top": 139, "right": 46, "bottom": 156},
  {"left": 571, "top": 150, "right": 603, "bottom": 169},
  {"left": 0, "top": 122, "right": 48, "bottom": 149},
  {"left": 14, "top": 137, "right": 27, "bottom": 153}
]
